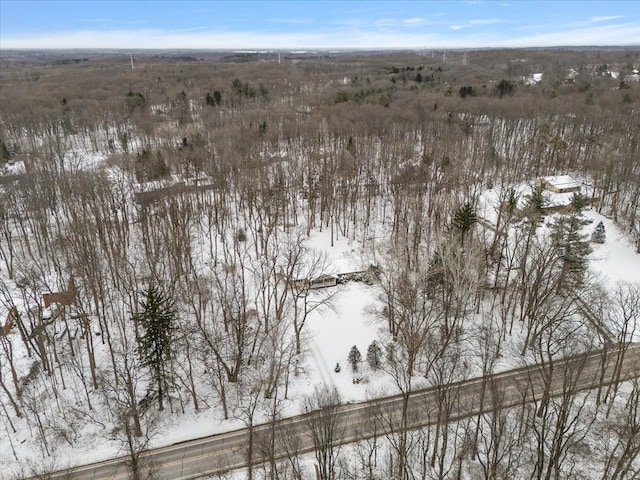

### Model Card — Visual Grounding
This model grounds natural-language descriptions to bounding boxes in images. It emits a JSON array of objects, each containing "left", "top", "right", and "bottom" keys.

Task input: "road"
[{"left": 44, "top": 343, "right": 640, "bottom": 480}]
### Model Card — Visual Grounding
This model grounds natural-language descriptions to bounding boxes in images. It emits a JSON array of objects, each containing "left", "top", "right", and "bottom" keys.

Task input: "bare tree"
[
  {"left": 472, "top": 377, "right": 527, "bottom": 480},
  {"left": 107, "top": 405, "right": 159, "bottom": 480},
  {"left": 526, "top": 312, "right": 598, "bottom": 480},
  {"left": 304, "top": 384, "right": 346, "bottom": 480},
  {"left": 602, "top": 282, "right": 640, "bottom": 410},
  {"left": 599, "top": 377, "right": 640, "bottom": 480}
]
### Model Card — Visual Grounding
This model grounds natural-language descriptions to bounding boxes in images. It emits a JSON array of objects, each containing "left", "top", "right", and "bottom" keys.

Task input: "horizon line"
[{"left": 2, "top": 44, "right": 639, "bottom": 52}]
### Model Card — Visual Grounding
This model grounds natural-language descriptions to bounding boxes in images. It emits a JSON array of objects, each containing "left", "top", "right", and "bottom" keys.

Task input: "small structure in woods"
[
  {"left": 309, "top": 275, "right": 339, "bottom": 289},
  {"left": 1, "top": 307, "right": 17, "bottom": 336},
  {"left": 42, "top": 278, "right": 76, "bottom": 308},
  {"left": 291, "top": 274, "right": 339, "bottom": 290},
  {"left": 536, "top": 175, "right": 581, "bottom": 194},
  {"left": 291, "top": 268, "right": 378, "bottom": 291},
  {"left": 530, "top": 175, "right": 588, "bottom": 213}
]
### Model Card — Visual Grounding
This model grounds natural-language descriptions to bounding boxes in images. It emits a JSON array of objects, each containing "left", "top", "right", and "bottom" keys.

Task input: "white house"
[{"left": 537, "top": 175, "right": 581, "bottom": 194}]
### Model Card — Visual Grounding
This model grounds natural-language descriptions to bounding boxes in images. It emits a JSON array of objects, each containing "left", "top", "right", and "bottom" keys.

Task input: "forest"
[{"left": 0, "top": 48, "right": 639, "bottom": 479}]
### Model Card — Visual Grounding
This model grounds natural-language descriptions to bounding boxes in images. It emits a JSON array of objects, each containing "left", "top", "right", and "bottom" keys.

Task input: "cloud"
[
  {"left": 449, "top": 18, "right": 504, "bottom": 30},
  {"left": 328, "top": 17, "right": 435, "bottom": 28},
  {"left": 2, "top": 20, "right": 639, "bottom": 50},
  {"left": 559, "top": 15, "right": 627, "bottom": 31},
  {"left": 499, "top": 22, "right": 640, "bottom": 47},
  {"left": 468, "top": 18, "right": 504, "bottom": 25},
  {"left": 0, "top": 28, "right": 450, "bottom": 50},
  {"left": 591, "top": 15, "right": 623, "bottom": 22}
]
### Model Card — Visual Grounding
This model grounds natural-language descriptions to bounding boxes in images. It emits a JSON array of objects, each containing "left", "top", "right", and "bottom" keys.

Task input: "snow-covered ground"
[
  {"left": 2, "top": 173, "right": 640, "bottom": 478},
  {"left": 303, "top": 282, "right": 386, "bottom": 403},
  {"left": 584, "top": 208, "right": 640, "bottom": 285}
]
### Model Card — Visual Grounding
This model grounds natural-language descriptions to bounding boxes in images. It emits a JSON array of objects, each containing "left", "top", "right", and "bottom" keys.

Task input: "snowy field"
[{"left": 584, "top": 208, "right": 640, "bottom": 285}]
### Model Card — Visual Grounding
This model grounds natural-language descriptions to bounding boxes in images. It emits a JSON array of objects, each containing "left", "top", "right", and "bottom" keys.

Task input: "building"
[
  {"left": 1, "top": 307, "right": 17, "bottom": 336},
  {"left": 536, "top": 175, "right": 581, "bottom": 194}
]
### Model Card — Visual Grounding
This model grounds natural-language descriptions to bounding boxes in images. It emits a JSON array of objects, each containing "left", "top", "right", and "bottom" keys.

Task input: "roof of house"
[{"left": 542, "top": 175, "right": 580, "bottom": 190}]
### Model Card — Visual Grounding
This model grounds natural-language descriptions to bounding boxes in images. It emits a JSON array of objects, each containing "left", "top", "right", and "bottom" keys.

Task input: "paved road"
[{"left": 44, "top": 343, "right": 640, "bottom": 480}]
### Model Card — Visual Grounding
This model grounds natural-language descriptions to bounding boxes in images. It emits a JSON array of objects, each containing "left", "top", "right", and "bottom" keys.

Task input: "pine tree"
[
  {"left": 135, "top": 286, "right": 177, "bottom": 411},
  {"left": 551, "top": 215, "right": 592, "bottom": 291},
  {"left": 347, "top": 345, "right": 362, "bottom": 373},
  {"left": 452, "top": 202, "right": 477, "bottom": 246},
  {"left": 366, "top": 341, "right": 383, "bottom": 370},
  {"left": 570, "top": 192, "right": 588, "bottom": 214},
  {"left": 506, "top": 187, "right": 519, "bottom": 216},
  {"left": 526, "top": 185, "right": 546, "bottom": 217},
  {"left": 591, "top": 221, "right": 606, "bottom": 243},
  {"left": 496, "top": 79, "right": 515, "bottom": 98},
  {"left": 0, "top": 138, "right": 11, "bottom": 163}
]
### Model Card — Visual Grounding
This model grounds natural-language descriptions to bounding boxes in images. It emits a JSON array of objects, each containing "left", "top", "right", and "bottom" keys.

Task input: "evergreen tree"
[
  {"left": 347, "top": 345, "right": 362, "bottom": 373},
  {"left": 452, "top": 202, "right": 477, "bottom": 246},
  {"left": 551, "top": 215, "right": 592, "bottom": 291},
  {"left": 334, "top": 363, "right": 341, "bottom": 373},
  {"left": 0, "top": 138, "right": 10, "bottom": 163},
  {"left": 366, "top": 341, "right": 383, "bottom": 370},
  {"left": 591, "top": 220, "right": 606, "bottom": 243},
  {"left": 135, "top": 286, "right": 177, "bottom": 411},
  {"left": 506, "top": 187, "right": 519, "bottom": 215},
  {"left": 125, "top": 90, "right": 147, "bottom": 113},
  {"left": 459, "top": 85, "right": 476, "bottom": 98},
  {"left": 526, "top": 185, "right": 546, "bottom": 216},
  {"left": 496, "top": 79, "right": 515, "bottom": 98},
  {"left": 205, "top": 90, "right": 222, "bottom": 106},
  {"left": 570, "top": 191, "right": 588, "bottom": 214}
]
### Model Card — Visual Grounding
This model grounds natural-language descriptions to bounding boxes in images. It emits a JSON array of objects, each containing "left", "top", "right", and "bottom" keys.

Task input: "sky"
[{"left": 0, "top": 0, "right": 639, "bottom": 50}]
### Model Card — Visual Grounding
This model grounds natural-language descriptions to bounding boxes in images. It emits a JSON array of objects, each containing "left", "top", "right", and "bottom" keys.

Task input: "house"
[
  {"left": 42, "top": 277, "right": 76, "bottom": 308},
  {"left": 528, "top": 175, "right": 588, "bottom": 213},
  {"left": 309, "top": 275, "right": 338, "bottom": 289},
  {"left": 291, "top": 274, "right": 339, "bottom": 290},
  {"left": 1, "top": 307, "right": 17, "bottom": 336},
  {"left": 536, "top": 175, "right": 581, "bottom": 194},
  {"left": 524, "top": 72, "right": 543, "bottom": 85}
]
